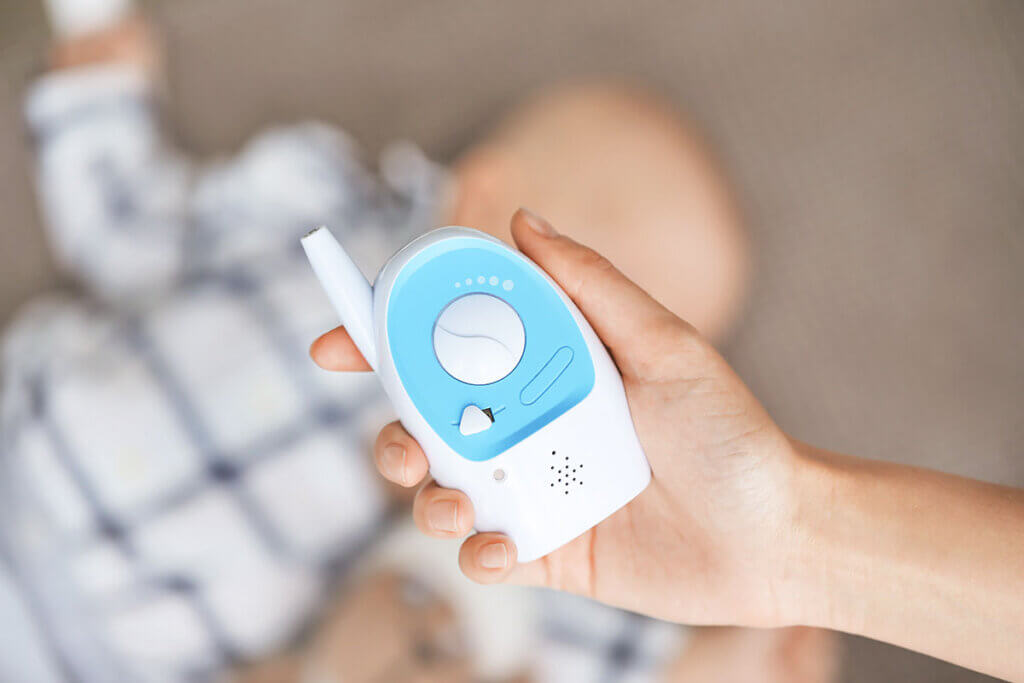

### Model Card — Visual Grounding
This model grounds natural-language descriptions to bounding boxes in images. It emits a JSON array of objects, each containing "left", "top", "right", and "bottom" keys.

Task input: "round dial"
[{"left": 433, "top": 293, "right": 525, "bottom": 385}]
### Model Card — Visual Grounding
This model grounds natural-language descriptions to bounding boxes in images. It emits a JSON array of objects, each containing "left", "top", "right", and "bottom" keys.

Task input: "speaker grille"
[{"left": 547, "top": 449, "right": 583, "bottom": 495}]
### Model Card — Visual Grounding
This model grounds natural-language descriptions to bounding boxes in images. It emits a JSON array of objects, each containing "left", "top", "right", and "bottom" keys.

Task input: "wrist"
[
  {"left": 775, "top": 440, "right": 1024, "bottom": 679},
  {"left": 773, "top": 440, "right": 867, "bottom": 631},
  {"left": 777, "top": 442, "right": 939, "bottom": 634}
]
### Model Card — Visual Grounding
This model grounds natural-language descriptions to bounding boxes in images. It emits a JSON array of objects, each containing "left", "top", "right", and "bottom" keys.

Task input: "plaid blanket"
[{"left": 0, "top": 64, "right": 683, "bottom": 682}]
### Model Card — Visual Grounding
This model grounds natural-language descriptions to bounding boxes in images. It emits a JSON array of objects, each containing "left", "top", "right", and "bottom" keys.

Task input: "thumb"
[{"left": 509, "top": 208, "right": 699, "bottom": 380}]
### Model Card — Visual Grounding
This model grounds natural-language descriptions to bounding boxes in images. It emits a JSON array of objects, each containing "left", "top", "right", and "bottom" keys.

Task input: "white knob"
[
  {"left": 433, "top": 294, "right": 525, "bottom": 385},
  {"left": 459, "top": 405, "right": 493, "bottom": 435}
]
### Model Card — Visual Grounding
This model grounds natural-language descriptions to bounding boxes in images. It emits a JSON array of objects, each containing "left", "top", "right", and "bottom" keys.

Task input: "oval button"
[{"left": 519, "top": 346, "right": 574, "bottom": 405}]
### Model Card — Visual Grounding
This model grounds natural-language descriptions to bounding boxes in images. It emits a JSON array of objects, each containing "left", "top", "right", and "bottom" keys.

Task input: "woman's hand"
[
  {"left": 311, "top": 209, "right": 1024, "bottom": 679},
  {"left": 311, "top": 208, "right": 804, "bottom": 628}
]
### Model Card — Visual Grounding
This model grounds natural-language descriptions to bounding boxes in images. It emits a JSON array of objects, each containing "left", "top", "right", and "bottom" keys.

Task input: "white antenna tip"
[{"left": 302, "top": 225, "right": 326, "bottom": 241}]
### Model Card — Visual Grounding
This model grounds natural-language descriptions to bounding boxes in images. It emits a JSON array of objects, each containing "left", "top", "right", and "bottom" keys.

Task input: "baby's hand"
[
  {"left": 49, "top": 15, "right": 159, "bottom": 74},
  {"left": 311, "top": 209, "right": 803, "bottom": 628}
]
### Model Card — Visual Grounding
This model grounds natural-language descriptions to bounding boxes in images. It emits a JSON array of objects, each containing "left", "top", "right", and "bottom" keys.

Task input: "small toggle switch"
[{"left": 459, "top": 405, "right": 493, "bottom": 436}]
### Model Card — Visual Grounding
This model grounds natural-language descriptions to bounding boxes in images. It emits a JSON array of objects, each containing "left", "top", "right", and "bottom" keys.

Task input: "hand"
[
  {"left": 314, "top": 210, "right": 1024, "bottom": 678},
  {"left": 311, "top": 208, "right": 803, "bottom": 628}
]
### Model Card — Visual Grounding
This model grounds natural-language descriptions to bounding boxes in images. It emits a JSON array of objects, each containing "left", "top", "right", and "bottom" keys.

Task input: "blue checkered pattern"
[{"left": 0, "top": 63, "right": 684, "bottom": 682}]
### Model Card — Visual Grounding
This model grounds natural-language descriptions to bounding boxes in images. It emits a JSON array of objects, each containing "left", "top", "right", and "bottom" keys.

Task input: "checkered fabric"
[
  {"left": 0, "top": 64, "right": 683, "bottom": 682},
  {"left": 536, "top": 592, "right": 682, "bottom": 683}
]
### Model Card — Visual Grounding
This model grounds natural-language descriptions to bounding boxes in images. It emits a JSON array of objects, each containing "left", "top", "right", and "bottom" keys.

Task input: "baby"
[{"left": 0, "top": 4, "right": 832, "bottom": 683}]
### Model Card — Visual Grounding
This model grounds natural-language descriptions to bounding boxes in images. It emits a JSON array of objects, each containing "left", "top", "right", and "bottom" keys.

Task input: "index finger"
[{"left": 310, "top": 326, "right": 373, "bottom": 372}]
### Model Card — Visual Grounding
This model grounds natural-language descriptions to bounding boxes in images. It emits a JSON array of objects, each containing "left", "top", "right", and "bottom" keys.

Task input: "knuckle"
[
  {"left": 632, "top": 314, "right": 711, "bottom": 379},
  {"left": 412, "top": 491, "right": 433, "bottom": 517},
  {"left": 666, "top": 316, "right": 704, "bottom": 347},
  {"left": 566, "top": 245, "right": 618, "bottom": 301},
  {"left": 416, "top": 478, "right": 437, "bottom": 497},
  {"left": 377, "top": 421, "right": 405, "bottom": 444},
  {"left": 642, "top": 307, "right": 700, "bottom": 344},
  {"left": 575, "top": 245, "right": 616, "bottom": 275}
]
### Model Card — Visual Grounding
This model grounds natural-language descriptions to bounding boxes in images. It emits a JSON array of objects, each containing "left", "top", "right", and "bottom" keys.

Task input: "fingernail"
[
  {"left": 478, "top": 542, "right": 508, "bottom": 569},
  {"left": 381, "top": 444, "right": 407, "bottom": 485},
  {"left": 427, "top": 499, "right": 460, "bottom": 533},
  {"left": 519, "top": 207, "right": 557, "bottom": 236}
]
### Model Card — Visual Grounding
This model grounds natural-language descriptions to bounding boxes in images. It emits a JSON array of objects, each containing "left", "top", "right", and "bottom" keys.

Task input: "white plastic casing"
[{"left": 371, "top": 228, "right": 650, "bottom": 562}]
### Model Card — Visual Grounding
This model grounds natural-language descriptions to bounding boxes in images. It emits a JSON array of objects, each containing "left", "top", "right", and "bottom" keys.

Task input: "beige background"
[{"left": 0, "top": 1, "right": 1021, "bottom": 681}]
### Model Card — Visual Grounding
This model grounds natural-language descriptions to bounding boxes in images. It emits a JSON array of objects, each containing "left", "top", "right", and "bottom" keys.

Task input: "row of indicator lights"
[{"left": 454, "top": 276, "right": 515, "bottom": 291}]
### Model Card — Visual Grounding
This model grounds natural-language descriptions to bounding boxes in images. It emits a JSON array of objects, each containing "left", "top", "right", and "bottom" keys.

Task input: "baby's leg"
[{"left": 448, "top": 83, "right": 748, "bottom": 342}]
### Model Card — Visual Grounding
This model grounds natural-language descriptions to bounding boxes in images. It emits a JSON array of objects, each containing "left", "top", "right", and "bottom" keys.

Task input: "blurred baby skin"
[{"left": 234, "top": 572, "right": 487, "bottom": 683}]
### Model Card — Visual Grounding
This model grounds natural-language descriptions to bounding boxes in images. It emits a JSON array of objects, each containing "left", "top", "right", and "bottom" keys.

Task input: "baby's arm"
[{"left": 26, "top": 14, "right": 194, "bottom": 301}]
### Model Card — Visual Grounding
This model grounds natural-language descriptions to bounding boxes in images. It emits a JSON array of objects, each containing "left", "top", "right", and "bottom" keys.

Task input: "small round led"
[
  {"left": 465, "top": 278, "right": 472, "bottom": 286},
  {"left": 454, "top": 282, "right": 461, "bottom": 288},
  {"left": 489, "top": 276, "right": 499, "bottom": 286},
  {"left": 502, "top": 280, "right": 514, "bottom": 291},
  {"left": 493, "top": 469, "right": 506, "bottom": 481},
  {"left": 477, "top": 276, "right": 486, "bottom": 284}
]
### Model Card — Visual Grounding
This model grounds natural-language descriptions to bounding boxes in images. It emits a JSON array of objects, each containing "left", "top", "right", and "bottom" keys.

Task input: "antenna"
[{"left": 301, "top": 226, "right": 378, "bottom": 370}]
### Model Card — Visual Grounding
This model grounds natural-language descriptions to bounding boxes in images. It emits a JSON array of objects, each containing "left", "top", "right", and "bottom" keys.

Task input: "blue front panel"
[{"left": 386, "top": 237, "right": 595, "bottom": 461}]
